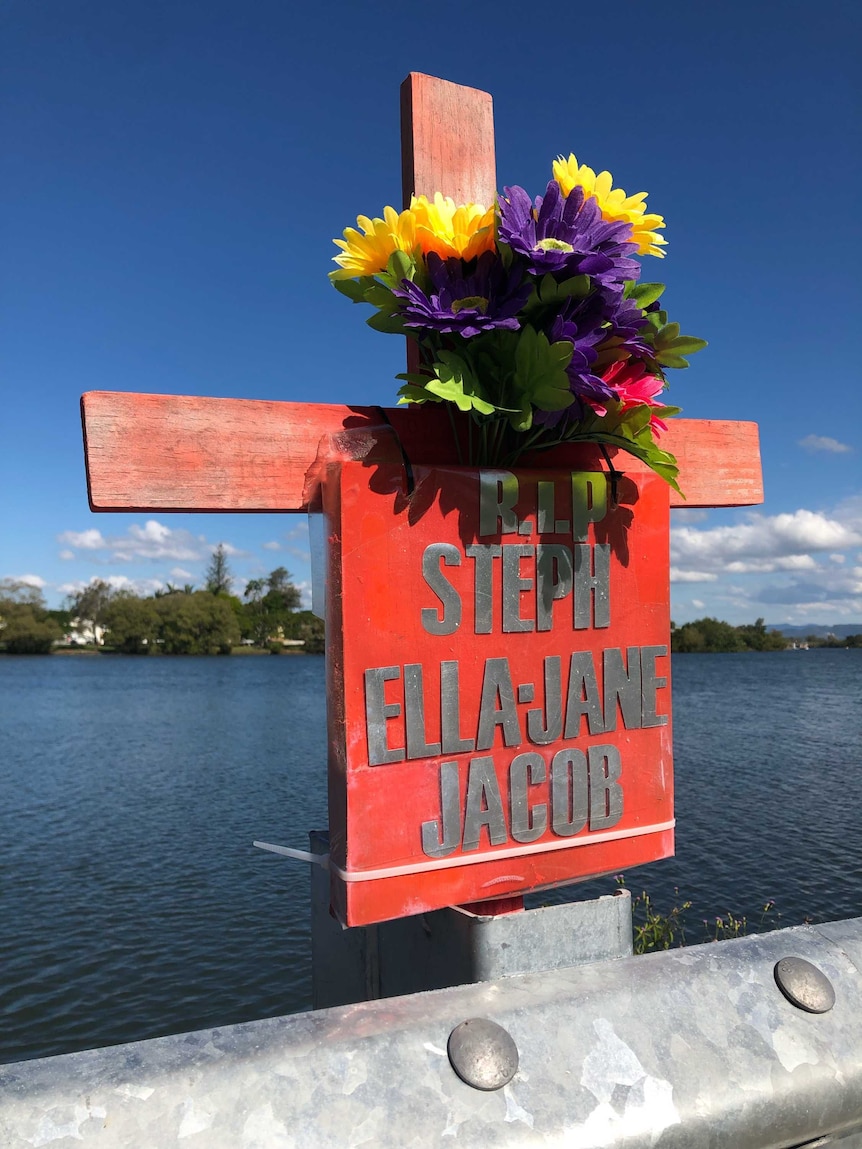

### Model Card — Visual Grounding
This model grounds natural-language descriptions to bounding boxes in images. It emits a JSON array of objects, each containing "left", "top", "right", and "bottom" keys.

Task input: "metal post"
[{"left": 310, "top": 829, "right": 633, "bottom": 1009}]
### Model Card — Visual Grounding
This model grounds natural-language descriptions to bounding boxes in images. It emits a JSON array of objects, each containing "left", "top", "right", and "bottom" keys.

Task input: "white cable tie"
[
  {"left": 254, "top": 820, "right": 674, "bottom": 884},
  {"left": 253, "top": 841, "right": 330, "bottom": 870},
  {"left": 330, "top": 818, "right": 675, "bottom": 883}
]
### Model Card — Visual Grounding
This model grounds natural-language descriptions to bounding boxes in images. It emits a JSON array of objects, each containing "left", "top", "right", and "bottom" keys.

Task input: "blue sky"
[{"left": 2, "top": 0, "right": 860, "bottom": 626}]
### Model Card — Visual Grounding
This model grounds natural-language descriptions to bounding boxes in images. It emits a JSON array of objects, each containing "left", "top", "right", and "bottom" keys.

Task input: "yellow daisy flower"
[
  {"left": 552, "top": 154, "right": 667, "bottom": 258},
  {"left": 331, "top": 205, "right": 418, "bottom": 280},
  {"left": 410, "top": 193, "right": 496, "bottom": 261}
]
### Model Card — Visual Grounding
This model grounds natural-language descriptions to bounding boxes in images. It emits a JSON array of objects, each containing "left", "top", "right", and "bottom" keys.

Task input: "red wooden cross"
[
  {"left": 82, "top": 74, "right": 762, "bottom": 513},
  {"left": 80, "top": 74, "right": 762, "bottom": 926}
]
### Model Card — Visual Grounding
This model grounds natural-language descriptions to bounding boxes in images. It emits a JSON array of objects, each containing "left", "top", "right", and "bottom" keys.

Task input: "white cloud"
[
  {"left": 57, "top": 574, "right": 167, "bottom": 598},
  {"left": 691, "top": 599, "right": 705, "bottom": 609},
  {"left": 129, "top": 521, "right": 171, "bottom": 544},
  {"left": 58, "top": 550, "right": 76, "bottom": 561},
  {"left": 672, "top": 509, "right": 862, "bottom": 574},
  {"left": 668, "top": 497, "right": 862, "bottom": 625},
  {"left": 170, "top": 567, "right": 194, "bottom": 580},
  {"left": 57, "top": 520, "right": 242, "bottom": 564},
  {"left": 59, "top": 528, "right": 106, "bottom": 550},
  {"left": 670, "top": 508, "right": 709, "bottom": 524},
  {"left": 5, "top": 573, "right": 47, "bottom": 589},
  {"left": 670, "top": 569, "right": 718, "bottom": 583},
  {"left": 262, "top": 541, "right": 281, "bottom": 551},
  {"left": 799, "top": 435, "right": 852, "bottom": 454},
  {"left": 724, "top": 555, "right": 818, "bottom": 574}
]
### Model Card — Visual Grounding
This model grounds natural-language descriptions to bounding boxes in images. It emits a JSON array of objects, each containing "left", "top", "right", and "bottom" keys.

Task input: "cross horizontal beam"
[{"left": 81, "top": 390, "right": 762, "bottom": 511}]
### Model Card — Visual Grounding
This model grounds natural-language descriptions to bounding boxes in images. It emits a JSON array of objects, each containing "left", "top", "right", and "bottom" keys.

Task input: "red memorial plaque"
[{"left": 323, "top": 459, "right": 674, "bottom": 926}]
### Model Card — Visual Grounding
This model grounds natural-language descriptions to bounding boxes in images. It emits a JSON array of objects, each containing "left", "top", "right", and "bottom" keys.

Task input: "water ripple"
[{"left": 1, "top": 650, "right": 861, "bottom": 1063}]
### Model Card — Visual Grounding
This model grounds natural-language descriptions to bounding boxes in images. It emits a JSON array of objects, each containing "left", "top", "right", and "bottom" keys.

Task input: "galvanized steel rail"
[{"left": 2, "top": 918, "right": 862, "bottom": 1147}]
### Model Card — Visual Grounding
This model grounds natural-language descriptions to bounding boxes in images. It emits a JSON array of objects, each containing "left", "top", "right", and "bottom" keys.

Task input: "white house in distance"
[{"left": 60, "top": 617, "right": 106, "bottom": 646}]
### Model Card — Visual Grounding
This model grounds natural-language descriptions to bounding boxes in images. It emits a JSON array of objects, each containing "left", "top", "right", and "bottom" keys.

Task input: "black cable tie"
[
  {"left": 598, "top": 442, "right": 624, "bottom": 508},
  {"left": 375, "top": 406, "right": 415, "bottom": 496}
]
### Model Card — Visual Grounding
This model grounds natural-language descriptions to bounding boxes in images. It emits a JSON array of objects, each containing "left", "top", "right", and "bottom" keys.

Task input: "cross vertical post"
[{"left": 79, "top": 73, "right": 763, "bottom": 1004}]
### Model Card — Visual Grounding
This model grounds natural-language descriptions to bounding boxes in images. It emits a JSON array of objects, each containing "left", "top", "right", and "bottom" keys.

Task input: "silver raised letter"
[
  {"left": 364, "top": 666, "right": 405, "bottom": 766},
  {"left": 476, "top": 657, "right": 522, "bottom": 751},
  {"left": 574, "top": 543, "right": 610, "bottom": 629},
  {"left": 527, "top": 655, "right": 563, "bottom": 744},
  {"left": 465, "top": 544, "right": 501, "bottom": 634},
  {"left": 503, "top": 544, "right": 535, "bottom": 633},
  {"left": 421, "top": 543, "right": 462, "bottom": 636},
  {"left": 564, "top": 651, "right": 605, "bottom": 737},
  {"left": 421, "top": 761, "right": 462, "bottom": 858},
  {"left": 440, "top": 660, "right": 476, "bottom": 754},
  {"left": 641, "top": 645, "right": 669, "bottom": 727},
  {"left": 510, "top": 752, "right": 547, "bottom": 843},
  {"left": 571, "top": 472, "right": 608, "bottom": 542},
  {"left": 537, "top": 544, "right": 573, "bottom": 632},
  {"left": 479, "top": 471, "right": 519, "bottom": 536},
  {"left": 551, "top": 748, "right": 589, "bottom": 837},
  {"left": 588, "top": 745, "right": 623, "bottom": 829},
  {"left": 602, "top": 647, "right": 642, "bottom": 731},
  {"left": 404, "top": 663, "right": 442, "bottom": 759},
  {"left": 462, "top": 756, "right": 507, "bottom": 851}
]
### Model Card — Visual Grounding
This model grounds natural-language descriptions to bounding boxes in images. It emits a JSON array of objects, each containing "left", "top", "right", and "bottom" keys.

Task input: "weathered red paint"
[
  {"left": 78, "top": 72, "right": 762, "bottom": 928},
  {"left": 323, "top": 459, "right": 673, "bottom": 926}
]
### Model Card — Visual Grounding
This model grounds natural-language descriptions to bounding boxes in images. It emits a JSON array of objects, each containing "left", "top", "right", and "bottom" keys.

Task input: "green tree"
[
  {"left": 737, "top": 618, "right": 786, "bottom": 651},
  {"left": 672, "top": 617, "right": 745, "bottom": 653},
  {"left": 103, "top": 593, "right": 160, "bottom": 653},
  {"left": 155, "top": 591, "right": 239, "bottom": 654},
  {"left": 66, "top": 579, "right": 115, "bottom": 644},
  {"left": 283, "top": 609, "right": 325, "bottom": 653},
  {"left": 0, "top": 582, "right": 62, "bottom": 654},
  {"left": 242, "top": 567, "right": 301, "bottom": 646},
  {"left": 47, "top": 607, "right": 74, "bottom": 631},
  {"left": 205, "top": 544, "right": 234, "bottom": 596},
  {"left": 243, "top": 578, "right": 270, "bottom": 646}
]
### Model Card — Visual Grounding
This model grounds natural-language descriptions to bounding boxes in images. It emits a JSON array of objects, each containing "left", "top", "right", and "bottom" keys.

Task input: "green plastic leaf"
[
  {"left": 511, "top": 327, "right": 574, "bottom": 414},
  {"left": 629, "top": 282, "right": 666, "bottom": 308},
  {"left": 555, "top": 274, "right": 591, "bottom": 300},
  {"left": 666, "top": 336, "right": 708, "bottom": 356},
  {"left": 656, "top": 322, "right": 681, "bottom": 345},
  {"left": 656, "top": 352, "right": 690, "bottom": 369},
  {"left": 366, "top": 310, "right": 407, "bottom": 335},
  {"left": 364, "top": 284, "right": 398, "bottom": 309},
  {"left": 421, "top": 352, "right": 497, "bottom": 416},
  {"left": 330, "top": 275, "right": 376, "bottom": 303},
  {"left": 396, "top": 383, "right": 443, "bottom": 405}
]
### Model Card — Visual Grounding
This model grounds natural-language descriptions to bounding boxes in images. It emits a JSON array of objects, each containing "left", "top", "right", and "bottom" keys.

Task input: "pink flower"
[{"left": 602, "top": 360, "right": 669, "bottom": 434}]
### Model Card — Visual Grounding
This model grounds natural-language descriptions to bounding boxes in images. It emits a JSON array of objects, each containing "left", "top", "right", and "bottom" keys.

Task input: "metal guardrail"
[{"left": 2, "top": 917, "right": 862, "bottom": 1147}]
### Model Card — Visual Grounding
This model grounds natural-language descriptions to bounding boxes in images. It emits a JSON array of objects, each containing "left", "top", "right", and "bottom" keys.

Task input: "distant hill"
[{"left": 768, "top": 623, "right": 862, "bottom": 639}]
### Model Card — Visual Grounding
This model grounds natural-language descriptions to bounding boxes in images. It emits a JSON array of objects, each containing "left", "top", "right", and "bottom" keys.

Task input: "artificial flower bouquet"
[{"left": 330, "top": 155, "right": 705, "bottom": 491}]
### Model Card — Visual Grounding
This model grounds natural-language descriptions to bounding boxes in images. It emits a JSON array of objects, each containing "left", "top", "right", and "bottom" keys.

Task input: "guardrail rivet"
[
  {"left": 774, "top": 957, "right": 836, "bottom": 1013},
  {"left": 447, "top": 1017, "right": 519, "bottom": 1090}
]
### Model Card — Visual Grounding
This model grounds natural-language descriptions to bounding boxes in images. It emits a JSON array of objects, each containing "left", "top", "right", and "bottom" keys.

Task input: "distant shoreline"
[{"left": 0, "top": 645, "right": 318, "bottom": 657}]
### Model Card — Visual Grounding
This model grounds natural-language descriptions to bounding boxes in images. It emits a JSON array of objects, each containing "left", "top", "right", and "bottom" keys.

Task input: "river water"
[{"left": 1, "top": 650, "right": 860, "bottom": 1064}]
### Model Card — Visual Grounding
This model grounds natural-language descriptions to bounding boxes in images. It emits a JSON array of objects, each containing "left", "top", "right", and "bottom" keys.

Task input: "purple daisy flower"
[
  {"left": 391, "top": 251, "right": 532, "bottom": 339},
  {"left": 597, "top": 288, "right": 654, "bottom": 360},
  {"left": 498, "top": 182, "right": 641, "bottom": 287},
  {"left": 546, "top": 296, "right": 618, "bottom": 407}
]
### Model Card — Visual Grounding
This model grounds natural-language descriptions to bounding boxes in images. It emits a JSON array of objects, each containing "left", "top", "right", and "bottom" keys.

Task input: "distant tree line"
[
  {"left": 671, "top": 617, "right": 861, "bottom": 653},
  {"left": 0, "top": 548, "right": 324, "bottom": 655},
  {"left": 0, "top": 581, "right": 65, "bottom": 653}
]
